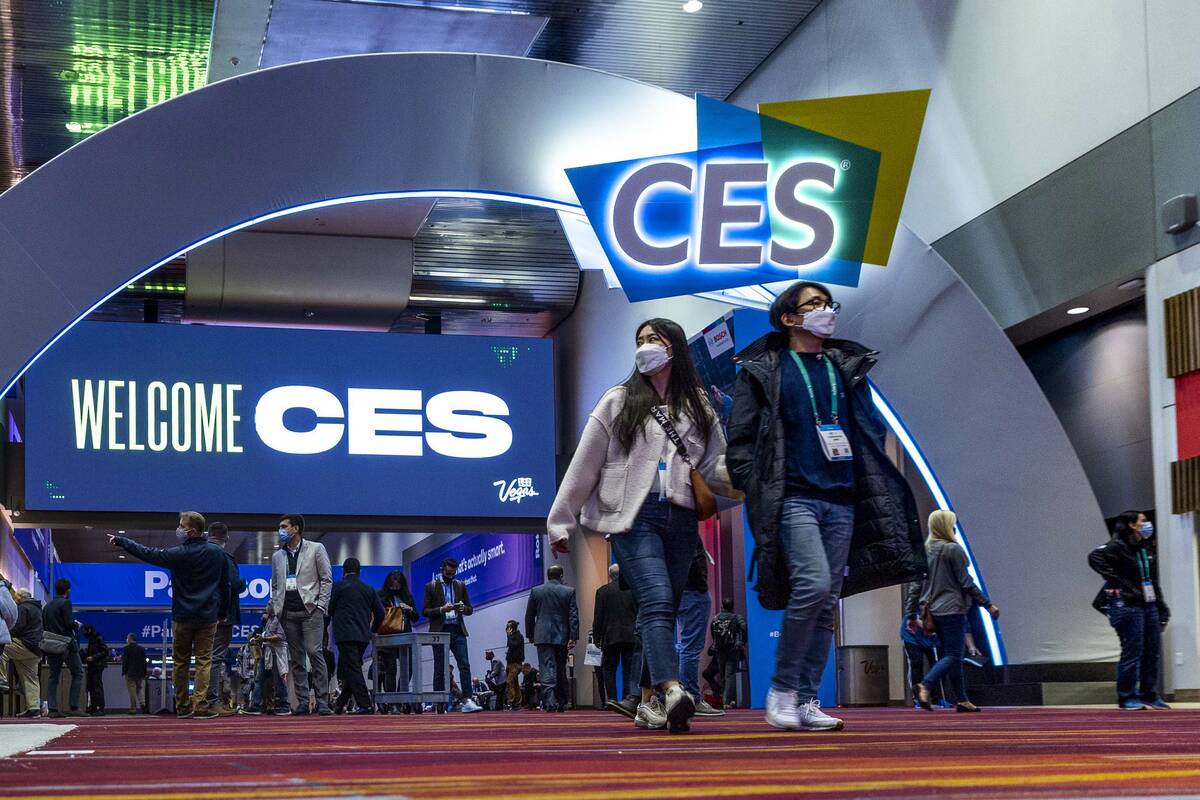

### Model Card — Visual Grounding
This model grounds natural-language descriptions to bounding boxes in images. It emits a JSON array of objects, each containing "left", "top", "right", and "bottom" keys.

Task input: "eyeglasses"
[{"left": 793, "top": 298, "right": 841, "bottom": 314}]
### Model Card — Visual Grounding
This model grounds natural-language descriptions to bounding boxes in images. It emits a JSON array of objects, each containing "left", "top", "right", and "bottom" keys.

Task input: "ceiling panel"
[{"left": 260, "top": 0, "right": 548, "bottom": 68}]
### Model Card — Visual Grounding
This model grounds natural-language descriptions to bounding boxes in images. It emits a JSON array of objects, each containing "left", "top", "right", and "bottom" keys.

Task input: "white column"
[{"left": 1146, "top": 244, "right": 1200, "bottom": 698}]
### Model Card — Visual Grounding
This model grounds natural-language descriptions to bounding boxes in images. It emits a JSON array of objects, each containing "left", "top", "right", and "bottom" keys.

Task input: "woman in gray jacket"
[
  {"left": 547, "top": 318, "right": 738, "bottom": 734},
  {"left": 906, "top": 510, "right": 1000, "bottom": 712}
]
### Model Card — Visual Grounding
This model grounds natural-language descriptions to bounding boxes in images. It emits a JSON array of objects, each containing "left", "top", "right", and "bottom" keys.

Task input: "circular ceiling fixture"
[
  {"left": 683, "top": 0, "right": 703, "bottom": 12},
  {"left": 1066, "top": 307, "right": 1090, "bottom": 315}
]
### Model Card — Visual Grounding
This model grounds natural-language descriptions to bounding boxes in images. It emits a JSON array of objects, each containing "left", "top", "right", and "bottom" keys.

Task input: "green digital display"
[{"left": 58, "top": 0, "right": 213, "bottom": 137}]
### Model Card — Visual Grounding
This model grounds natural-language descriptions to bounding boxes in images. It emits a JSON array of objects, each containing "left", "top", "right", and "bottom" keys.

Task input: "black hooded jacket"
[{"left": 726, "top": 332, "right": 926, "bottom": 606}]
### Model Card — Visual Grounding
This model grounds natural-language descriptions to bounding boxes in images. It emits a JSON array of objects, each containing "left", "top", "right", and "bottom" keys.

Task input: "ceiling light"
[
  {"left": 118, "top": 530, "right": 125, "bottom": 534},
  {"left": 409, "top": 295, "right": 487, "bottom": 304},
  {"left": 1118, "top": 278, "right": 1145, "bottom": 291},
  {"left": 1067, "top": 307, "right": 1090, "bottom": 315},
  {"left": 682, "top": 0, "right": 703, "bottom": 12},
  {"left": 118, "top": 555, "right": 126, "bottom": 559}
]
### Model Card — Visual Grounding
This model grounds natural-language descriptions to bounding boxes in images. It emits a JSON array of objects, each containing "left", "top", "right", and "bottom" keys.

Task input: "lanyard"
[
  {"left": 1137, "top": 549, "right": 1151, "bottom": 582},
  {"left": 789, "top": 350, "right": 839, "bottom": 425}
]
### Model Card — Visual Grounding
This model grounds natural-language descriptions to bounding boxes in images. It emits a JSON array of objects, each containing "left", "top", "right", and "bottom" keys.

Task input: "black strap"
[{"left": 649, "top": 406, "right": 695, "bottom": 468}]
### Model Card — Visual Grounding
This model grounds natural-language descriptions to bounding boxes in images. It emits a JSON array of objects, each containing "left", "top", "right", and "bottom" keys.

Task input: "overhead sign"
[
  {"left": 24, "top": 322, "right": 555, "bottom": 516},
  {"left": 56, "top": 562, "right": 403, "bottom": 608},
  {"left": 566, "top": 92, "right": 929, "bottom": 301},
  {"left": 407, "top": 532, "right": 543, "bottom": 609}
]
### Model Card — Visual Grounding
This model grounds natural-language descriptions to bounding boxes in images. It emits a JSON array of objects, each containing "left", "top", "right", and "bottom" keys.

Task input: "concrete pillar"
[{"left": 564, "top": 527, "right": 610, "bottom": 707}]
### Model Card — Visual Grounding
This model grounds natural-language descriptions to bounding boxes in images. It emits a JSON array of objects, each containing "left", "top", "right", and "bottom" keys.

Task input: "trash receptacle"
[{"left": 837, "top": 645, "right": 889, "bottom": 706}]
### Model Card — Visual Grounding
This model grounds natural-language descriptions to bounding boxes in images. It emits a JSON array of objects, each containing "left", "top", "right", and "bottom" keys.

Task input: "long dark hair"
[
  {"left": 1112, "top": 510, "right": 1142, "bottom": 542},
  {"left": 612, "top": 318, "right": 714, "bottom": 454},
  {"left": 381, "top": 570, "right": 414, "bottom": 603}
]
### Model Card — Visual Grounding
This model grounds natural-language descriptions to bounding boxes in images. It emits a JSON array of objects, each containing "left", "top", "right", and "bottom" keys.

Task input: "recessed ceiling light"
[
  {"left": 683, "top": 0, "right": 703, "bottom": 12},
  {"left": 1118, "top": 278, "right": 1145, "bottom": 291},
  {"left": 118, "top": 530, "right": 125, "bottom": 534},
  {"left": 1067, "top": 307, "right": 1090, "bottom": 315},
  {"left": 410, "top": 295, "right": 487, "bottom": 304},
  {"left": 118, "top": 554, "right": 126, "bottom": 559}
]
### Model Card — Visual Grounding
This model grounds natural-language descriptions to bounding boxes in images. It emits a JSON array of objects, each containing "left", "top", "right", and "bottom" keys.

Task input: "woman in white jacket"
[{"left": 548, "top": 318, "right": 738, "bottom": 733}]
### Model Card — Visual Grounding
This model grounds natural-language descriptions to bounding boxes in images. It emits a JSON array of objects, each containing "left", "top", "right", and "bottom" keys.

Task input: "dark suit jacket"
[
  {"left": 122, "top": 643, "right": 148, "bottom": 679},
  {"left": 422, "top": 578, "right": 474, "bottom": 635},
  {"left": 329, "top": 574, "right": 386, "bottom": 644},
  {"left": 525, "top": 579, "right": 579, "bottom": 646},
  {"left": 593, "top": 580, "right": 637, "bottom": 647}
]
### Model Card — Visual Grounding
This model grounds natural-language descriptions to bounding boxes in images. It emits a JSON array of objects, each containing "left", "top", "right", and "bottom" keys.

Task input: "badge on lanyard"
[
  {"left": 285, "top": 575, "right": 298, "bottom": 592},
  {"left": 790, "top": 351, "right": 854, "bottom": 463},
  {"left": 1138, "top": 550, "right": 1156, "bottom": 603}
]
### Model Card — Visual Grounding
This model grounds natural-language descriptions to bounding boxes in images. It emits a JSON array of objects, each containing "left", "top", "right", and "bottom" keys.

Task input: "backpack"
[{"left": 711, "top": 613, "right": 741, "bottom": 650}]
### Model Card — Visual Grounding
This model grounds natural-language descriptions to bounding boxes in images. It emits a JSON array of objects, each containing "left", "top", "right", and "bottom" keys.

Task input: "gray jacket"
[
  {"left": 0, "top": 583, "right": 16, "bottom": 646},
  {"left": 271, "top": 538, "right": 333, "bottom": 615},
  {"left": 525, "top": 579, "right": 579, "bottom": 646},
  {"left": 905, "top": 538, "right": 989, "bottom": 617}
]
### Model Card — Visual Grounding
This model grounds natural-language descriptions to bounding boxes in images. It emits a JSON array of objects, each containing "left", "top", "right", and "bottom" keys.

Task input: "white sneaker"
[
  {"left": 664, "top": 685, "right": 695, "bottom": 733},
  {"left": 634, "top": 697, "right": 667, "bottom": 729},
  {"left": 765, "top": 687, "right": 801, "bottom": 730},
  {"left": 694, "top": 699, "right": 726, "bottom": 717},
  {"left": 796, "top": 698, "right": 843, "bottom": 731},
  {"left": 460, "top": 698, "right": 483, "bottom": 713}
]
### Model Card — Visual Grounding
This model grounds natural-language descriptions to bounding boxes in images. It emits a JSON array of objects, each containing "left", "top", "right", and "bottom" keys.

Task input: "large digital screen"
[
  {"left": 408, "top": 532, "right": 543, "bottom": 608},
  {"left": 24, "top": 323, "right": 555, "bottom": 517}
]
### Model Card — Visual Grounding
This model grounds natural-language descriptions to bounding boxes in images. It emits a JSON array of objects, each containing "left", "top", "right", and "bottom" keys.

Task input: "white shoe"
[
  {"left": 634, "top": 697, "right": 667, "bottom": 729},
  {"left": 694, "top": 699, "right": 726, "bottom": 717},
  {"left": 664, "top": 685, "right": 695, "bottom": 733},
  {"left": 796, "top": 698, "right": 843, "bottom": 731},
  {"left": 460, "top": 698, "right": 483, "bottom": 713},
  {"left": 765, "top": 687, "right": 801, "bottom": 730}
]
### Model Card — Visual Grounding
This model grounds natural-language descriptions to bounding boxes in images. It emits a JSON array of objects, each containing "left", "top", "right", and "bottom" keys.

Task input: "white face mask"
[
  {"left": 635, "top": 343, "right": 671, "bottom": 375},
  {"left": 175, "top": 526, "right": 189, "bottom": 543},
  {"left": 800, "top": 308, "right": 838, "bottom": 338}
]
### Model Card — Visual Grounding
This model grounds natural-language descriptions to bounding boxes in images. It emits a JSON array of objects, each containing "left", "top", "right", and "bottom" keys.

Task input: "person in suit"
[
  {"left": 593, "top": 563, "right": 639, "bottom": 715},
  {"left": 271, "top": 514, "right": 334, "bottom": 716},
  {"left": 121, "top": 632, "right": 148, "bottom": 714},
  {"left": 525, "top": 565, "right": 579, "bottom": 712},
  {"left": 205, "top": 522, "right": 246, "bottom": 716},
  {"left": 421, "top": 558, "right": 483, "bottom": 713},
  {"left": 329, "top": 558, "right": 385, "bottom": 714}
]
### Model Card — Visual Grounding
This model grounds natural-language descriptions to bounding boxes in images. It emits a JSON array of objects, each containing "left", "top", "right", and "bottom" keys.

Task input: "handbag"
[
  {"left": 40, "top": 630, "right": 74, "bottom": 656},
  {"left": 377, "top": 605, "right": 409, "bottom": 636},
  {"left": 918, "top": 551, "right": 943, "bottom": 635},
  {"left": 650, "top": 406, "right": 718, "bottom": 521}
]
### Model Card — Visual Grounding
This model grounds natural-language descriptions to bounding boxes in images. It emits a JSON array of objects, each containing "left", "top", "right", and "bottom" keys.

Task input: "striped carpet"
[{"left": 5, "top": 707, "right": 1200, "bottom": 799}]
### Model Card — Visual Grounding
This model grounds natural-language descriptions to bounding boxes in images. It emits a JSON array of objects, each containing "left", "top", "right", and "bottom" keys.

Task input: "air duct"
[{"left": 184, "top": 231, "right": 413, "bottom": 331}]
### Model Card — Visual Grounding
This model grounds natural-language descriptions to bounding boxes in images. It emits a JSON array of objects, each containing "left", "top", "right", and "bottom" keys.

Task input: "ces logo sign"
[{"left": 566, "top": 92, "right": 929, "bottom": 302}]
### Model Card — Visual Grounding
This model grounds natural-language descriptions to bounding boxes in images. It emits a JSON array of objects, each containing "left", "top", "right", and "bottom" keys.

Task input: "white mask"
[
  {"left": 635, "top": 343, "right": 671, "bottom": 375},
  {"left": 800, "top": 308, "right": 838, "bottom": 338},
  {"left": 175, "top": 526, "right": 189, "bottom": 543}
]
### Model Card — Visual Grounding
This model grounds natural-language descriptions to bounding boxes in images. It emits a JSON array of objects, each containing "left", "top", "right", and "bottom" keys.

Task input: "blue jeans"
[
  {"left": 432, "top": 625, "right": 473, "bottom": 699},
  {"left": 773, "top": 496, "right": 855, "bottom": 700},
  {"left": 921, "top": 614, "right": 968, "bottom": 703},
  {"left": 47, "top": 639, "right": 84, "bottom": 711},
  {"left": 676, "top": 589, "right": 712, "bottom": 698},
  {"left": 536, "top": 644, "right": 568, "bottom": 709},
  {"left": 1109, "top": 603, "right": 1161, "bottom": 704},
  {"left": 252, "top": 661, "right": 288, "bottom": 710},
  {"left": 611, "top": 498, "right": 699, "bottom": 689}
]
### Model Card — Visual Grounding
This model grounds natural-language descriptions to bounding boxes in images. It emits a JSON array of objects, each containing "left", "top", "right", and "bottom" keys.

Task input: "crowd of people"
[{"left": 0, "top": 278, "right": 1173, "bottom": 727}]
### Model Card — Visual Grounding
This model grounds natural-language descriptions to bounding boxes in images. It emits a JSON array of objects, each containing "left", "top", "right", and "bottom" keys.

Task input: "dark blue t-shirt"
[{"left": 780, "top": 351, "right": 855, "bottom": 501}]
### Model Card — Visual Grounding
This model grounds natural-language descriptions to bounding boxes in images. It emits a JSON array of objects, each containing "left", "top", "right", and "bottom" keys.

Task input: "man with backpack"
[{"left": 710, "top": 598, "right": 747, "bottom": 709}]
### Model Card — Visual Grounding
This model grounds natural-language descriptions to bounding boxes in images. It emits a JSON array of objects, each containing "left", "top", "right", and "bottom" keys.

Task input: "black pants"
[
  {"left": 536, "top": 644, "right": 569, "bottom": 710},
  {"left": 600, "top": 642, "right": 636, "bottom": 704},
  {"left": 86, "top": 668, "right": 105, "bottom": 712},
  {"left": 715, "top": 648, "right": 740, "bottom": 705},
  {"left": 336, "top": 642, "right": 371, "bottom": 711},
  {"left": 904, "top": 641, "right": 944, "bottom": 703}
]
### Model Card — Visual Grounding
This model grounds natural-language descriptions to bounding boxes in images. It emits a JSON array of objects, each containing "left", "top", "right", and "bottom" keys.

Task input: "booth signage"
[
  {"left": 56, "top": 562, "right": 403, "bottom": 608},
  {"left": 24, "top": 323, "right": 555, "bottom": 516},
  {"left": 408, "top": 532, "right": 544, "bottom": 608},
  {"left": 74, "top": 610, "right": 265, "bottom": 646},
  {"left": 566, "top": 92, "right": 929, "bottom": 301}
]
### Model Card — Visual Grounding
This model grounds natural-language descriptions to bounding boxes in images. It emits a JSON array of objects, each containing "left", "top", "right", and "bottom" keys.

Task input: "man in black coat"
[
  {"left": 727, "top": 281, "right": 923, "bottom": 733},
  {"left": 122, "top": 632, "right": 148, "bottom": 714},
  {"left": 593, "top": 562, "right": 638, "bottom": 714},
  {"left": 503, "top": 620, "right": 525, "bottom": 710},
  {"left": 422, "top": 558, "right": 482, "bottom": 713},
  {"left": 329, "top": 558, "right": 385, "bottom": 714},
  {"left": 525, "top": 565, "right": 579, "bottom": 712},
  {"left": 110, "top": 512, "right": 231, "bottom": 720},
  {"left": 42, "top": 577, "right": 84, "bottom": 717}
]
